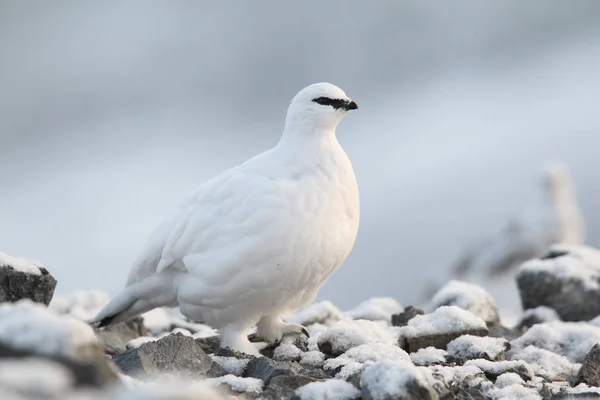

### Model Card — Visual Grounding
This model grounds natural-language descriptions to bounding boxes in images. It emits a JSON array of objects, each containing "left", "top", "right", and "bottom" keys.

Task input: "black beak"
[{"left": 345, "top": 100, "right": 358, "bottom": 111}]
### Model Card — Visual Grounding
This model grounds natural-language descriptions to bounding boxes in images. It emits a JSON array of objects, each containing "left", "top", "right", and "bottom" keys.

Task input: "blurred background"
[{"left": 2, "top": 1, "right": 600, "bottom": 316}]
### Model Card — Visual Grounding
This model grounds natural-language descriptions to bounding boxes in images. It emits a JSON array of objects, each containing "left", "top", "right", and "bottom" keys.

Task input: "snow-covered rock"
[
  {"left": 446, "top": 335, "right": 509, "bottom": 362},
  {"left": 296, "top": 379, "right": 361, "bottom": 400},
  {"left": 316, "top": 320, "right": 398, "bottom": 357},
  {"left": 323, "top": 343, "right": 410, "bottom": 379},
  {"left": 507, "top": 345, "right": 575, "bottom": 381},
  {"left": 391, "top": 306, "right": 424, "bottom": 327},
  {"left": 207, "top": 374, "right": 263, "bottom": 394},
  {"left": 430, "top": 280, "right": 499, "bottom": 325},
  {"left": 345, "top": 297, "right": 403, "bottom": 322},
  {"left": 361, "top": 360, "right": 437, "bottom": 400},
  {"left": 509, "top": 321, "right": 600, "bottom": 363},
  {"left": 464, "top": 359, "right": 534, "bottom": 382},
  {"left": 0, "top": 253, "right": 57, "bottom": 305},
  {"left": 516, "top": 244, "right": 600, "bottom": 321},
  {"left": 397, "top": 306, "right": 488, "bottom": 352},
  {"left": 0, "top": 300, "right": 98, "bottom": 359},
  {"left": 516, "top": 306, "right": 560, "bottom": 330},
  {"left": 410, "top": 347, "right": 447, "bottom": 366}
]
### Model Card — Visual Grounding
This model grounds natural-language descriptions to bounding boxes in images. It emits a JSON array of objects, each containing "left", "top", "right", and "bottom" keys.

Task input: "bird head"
[{"left": 283, "top": 82, "right": 358, "bottom": 135}]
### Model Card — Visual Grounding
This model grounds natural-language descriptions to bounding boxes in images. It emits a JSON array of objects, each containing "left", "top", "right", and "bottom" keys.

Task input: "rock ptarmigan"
[{"left": 91, "top": 83, "right": 360, "bottom": 355}]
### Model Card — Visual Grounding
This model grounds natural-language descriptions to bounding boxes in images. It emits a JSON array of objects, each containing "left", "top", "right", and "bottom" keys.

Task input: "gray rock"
[
  {"left": 404, "top": 327, "right": 489, "bottom": 353},
  {"left": 195, "top": 335, "right": 222, "bottom": 354},
  {"left": 465, "top": 359, "right": 533, "bottom": 382},
  {"left": 0, "top": 341, "right": 118, "bottom": 387},
  {"left": 95, "top": 317, "right": 148, "bottom": 355},
  {"left": 113, "top": 333, "right": 226, "bottom": 378},
  {"left": 430, "top": 280, "right": 500, "bottom": 325},
  {"left": 242, "top": 357, "right": 302, "bottom": 385},
  {"left": 516, "top": 245, "right": 600, "bottom": 322},
  {"left": 574, "top": 343, "right": 600, "bottom": 387},
  {"left": 392, "top": 306, "right": 425, "bottom": 327},
  {"left": 0, "top": 265, "right": 57, "bottom": 305},
  {"left": 361, "top": 360, "right": 437, "bottom": 400}
]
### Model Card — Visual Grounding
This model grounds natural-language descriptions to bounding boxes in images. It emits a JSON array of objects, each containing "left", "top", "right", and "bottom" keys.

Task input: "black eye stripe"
[{"left": 312, "top": 97, "right": 348, "bottom": 110}]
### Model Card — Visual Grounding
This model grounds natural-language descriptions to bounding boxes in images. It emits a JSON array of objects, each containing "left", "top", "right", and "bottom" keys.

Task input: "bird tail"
[{"left": 90, "top": 273, "right": 177, "bottom": 327}]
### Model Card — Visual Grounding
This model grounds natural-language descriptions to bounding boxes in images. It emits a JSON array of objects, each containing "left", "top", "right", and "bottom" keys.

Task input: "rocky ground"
[{"left": 2, "top": 244, "right": 600, "bottom": 399}]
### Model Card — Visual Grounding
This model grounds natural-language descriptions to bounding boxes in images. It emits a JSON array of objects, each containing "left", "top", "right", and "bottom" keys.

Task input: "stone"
[
  {"left": 242, "top": 357, "right": 302, "bottom": 385},
  {"left": 446, "top": 335, "right": 509, "bottom": 363},
  {"left": 361, "top": 360, "right": 437, "bottom": 400},
  {"left": 516, "top": 244, "right": 600, "bottom": 322},
  {"left": 430, "top": 280, "right": 500, "bottom": 325},
  {"left": 113, "top": 333, "right": 226, "bottom": 378},
  {"left": 195, "top": 335, "right": 222, "bottom": 354},
  {"left": 574, "top": 343, "right": 600, "bottom": 387},
  {"left": 0, "top": 264, "right": 57, "bottom": 305},
  {"left": 95, "top": 317, "right": 148, "bottom": 355},
  {"left": 0, "top": 341, "right": 118, "bottom": 387},
  {"left": 397, "top": 306, "right": 489, "bottom": 353},
  {"left": 391, "top": 306, "right": 425, "bottom": 327},
  {"left": 464, "top": 359, "right": 534, "bottom": 382}
]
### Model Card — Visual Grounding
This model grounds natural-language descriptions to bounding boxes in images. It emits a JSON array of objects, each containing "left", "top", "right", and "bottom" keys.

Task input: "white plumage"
[{"left": 91, "top": 82, "right": 360, "bottom": 355}]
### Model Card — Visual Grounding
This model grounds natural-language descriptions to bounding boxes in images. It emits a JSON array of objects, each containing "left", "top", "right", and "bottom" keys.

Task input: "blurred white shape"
[{"left": 452, "top": 162, "right": 584, "bottom": 279}]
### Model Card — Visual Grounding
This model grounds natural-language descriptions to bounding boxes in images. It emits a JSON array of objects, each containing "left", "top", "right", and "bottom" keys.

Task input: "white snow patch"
[
  {"left": 519, "top": 244, "right": 600, "bottom": 290},
  {"left": 508, "top": 345, "right": 575, "bottom": 381},
  {"left": 324, "top": 343, "right": 410, "bottom": 379},
  {"left": 273, "top": 343, "right": 303, "bottom": 361},
  {"left": 465, "top": 359, "right": 534, "bottom": 379},
  {"left": 0, "top": 300, "right": 98, "bottom": 358},
  {"left": 426, "top": 364, "right": 484, "bottom": 387},
  {"left": 517, "top": 306, "right": 560, "bottom": 326},
  {"left": 486, "top": 383, "right": 539, "bottom": 399},
  {"left": 494, "top": 372, "right": 525, "bottom": 388},
  {"left": 126, "top": 336, "right": 158, "bottom": 349},
  {"left": 509, "top": 321, "right": 600, "bottom": 362},
  {"left": 0, "top": 252, "right": 43, "bottom": 275},
  {"left": 317, "top": 320, "right": 398, "bottom": 356},
  {"left": 344, "top": 297, "right": 402, "bottom": 322},
  {"left": 430, "top": 280, "right": 498, "bottom": 324},
  {"left": 398, "top": 306, "right": 487, "bottom": 337},
  {"left": 447, "top": 335, "right": 507, "bottom": 361},
  {"left": 208, "top": 374, "right": 263, "bottom": 394},
  {"left": 296, "top": 379, "right": 361, "bottom": 400},
  {"left": 209, "top": 355, "right": 250, "bottom": 376},
  {"left": 0, "top": 358, "right": 73, "bottom": 397},
  {"left": 361, "top": 360, "right": 433, "bottom": 400},
  {"left": 410, "top": 347, "right": 447, "bottom": 366},
  {"left": 291, "top": 301, "right": 345, "bottom": 326},
  {"left": 300, "top": 350, "right": 325, "bottom": 367}
]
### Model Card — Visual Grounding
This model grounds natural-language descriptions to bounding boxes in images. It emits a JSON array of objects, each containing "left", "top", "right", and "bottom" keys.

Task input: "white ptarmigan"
[{"left": 91, "top": 83, "right": 360, "bottom": 355}]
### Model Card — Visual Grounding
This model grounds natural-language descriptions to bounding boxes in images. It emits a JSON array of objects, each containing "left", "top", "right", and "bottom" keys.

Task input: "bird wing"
[{"left": 125, "top": 149, "right": 290, "bottom": 290}]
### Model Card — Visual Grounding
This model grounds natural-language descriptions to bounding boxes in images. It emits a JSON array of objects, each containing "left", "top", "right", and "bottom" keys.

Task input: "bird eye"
[{"left": 312, "top": 97, "right": 347, "bottom": 110}]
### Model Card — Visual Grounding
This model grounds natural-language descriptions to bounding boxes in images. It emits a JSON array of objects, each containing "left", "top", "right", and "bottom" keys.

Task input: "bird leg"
[
  {"left": 255, "top": 315, "right": 309, "bottom": 344},
  {"left": 220, "top": 323, "right": 265, "bottom": 356}
]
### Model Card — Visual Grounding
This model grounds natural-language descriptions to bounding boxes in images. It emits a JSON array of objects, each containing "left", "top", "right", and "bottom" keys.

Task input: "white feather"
[{"left": 92, "top": 83, "right": 360, "bottom": 354}]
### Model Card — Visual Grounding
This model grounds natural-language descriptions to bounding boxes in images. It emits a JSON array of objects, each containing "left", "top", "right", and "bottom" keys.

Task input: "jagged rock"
[
  {"left": 95, "top": 317, "right": 148, "bottom": 355},
  {"left": 516, "top": 244, "right": 600, "bottom": 321},
  {"left": 195, "top": 335, "right": 222, "bottom": 354},
  {"left": 397, "top": 306, "right": 489, "bottom": 353},
  {"left": 0, "top": 261, "right": 57, "bottom": 305},
  {"left": 574, "top": 343, "right": 600, "bottom": 387},
  {"left": 114, "top": 333, "right": 226, "bottom": 378},
  {"left": 430, "top": 280, "right": 500, "bottom": 325},
  {"left": 392, "top": 306, "right": 425, "bottom": 327},
  {"left": 361, "top": 360, "right": 437, "bottom": 400}
]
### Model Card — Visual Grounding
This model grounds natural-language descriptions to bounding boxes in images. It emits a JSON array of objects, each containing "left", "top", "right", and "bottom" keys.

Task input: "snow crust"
[{"left": 296, "top": 379, "right": 361, "bottom": 400}]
